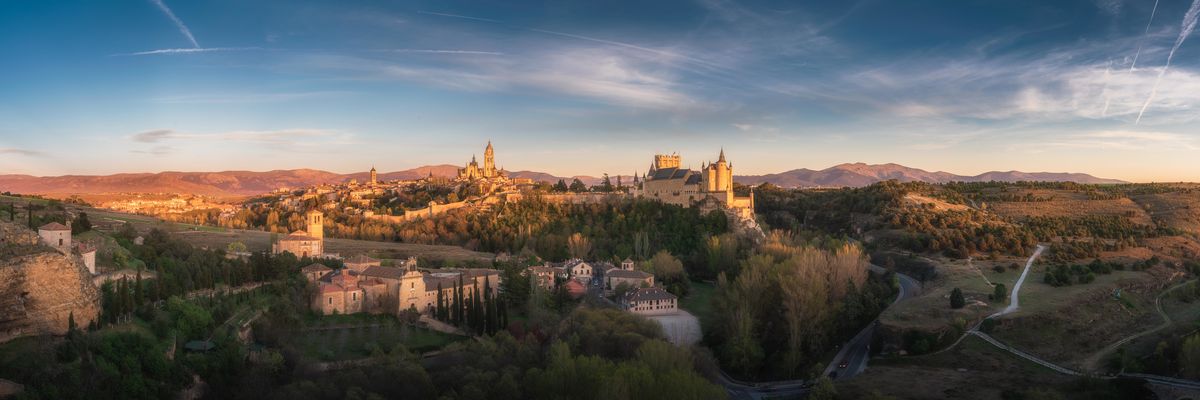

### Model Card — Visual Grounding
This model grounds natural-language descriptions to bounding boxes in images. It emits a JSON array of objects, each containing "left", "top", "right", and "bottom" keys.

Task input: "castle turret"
[{"left": 369, "top": 166, "right": 378, "bottom": 186}]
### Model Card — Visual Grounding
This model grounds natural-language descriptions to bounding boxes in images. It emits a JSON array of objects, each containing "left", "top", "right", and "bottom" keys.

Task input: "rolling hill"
[
  {"left": 734, "top": 163, "right": 1126, "bottom": 188},
  {"left": 0, "top": 163, "right": 1126, "bottom": 198}
]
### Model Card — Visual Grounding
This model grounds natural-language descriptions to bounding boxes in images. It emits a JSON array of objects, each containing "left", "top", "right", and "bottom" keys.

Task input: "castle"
[
  {"left": 272, "top": 210, "right": 325, "bottom": 258},
  {"left": 637, "top": 150, "right": 754, "bottom": 218},
  {"left": 304, "top": 256, "right": 501, "bottom": 317}
]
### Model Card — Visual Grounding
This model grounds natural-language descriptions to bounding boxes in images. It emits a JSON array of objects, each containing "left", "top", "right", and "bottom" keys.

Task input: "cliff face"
[{"left": 0, "top": 223, "right": 101, "bottom": 343}]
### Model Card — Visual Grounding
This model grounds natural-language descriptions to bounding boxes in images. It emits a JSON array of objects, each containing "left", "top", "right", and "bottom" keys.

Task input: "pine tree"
[{"left": 950, "top": 287, "right": 966, "bottom": 309}]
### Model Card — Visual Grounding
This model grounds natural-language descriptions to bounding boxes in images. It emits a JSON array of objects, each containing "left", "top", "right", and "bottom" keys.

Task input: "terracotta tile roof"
[
  {"left": 279, "top": 231, "right": 320, "bottom": 241},
  {"left": 625, "top": 287, "right": 676, "bottom": 302},
  {"left": 360, "top": 266, "right": 408, "bottom": 280},
  {"left": 38, "top": 222, "right": 69, "bottom": 231},
  {"left": 301, "top": 263, "right": 332, "bottom": 274},
  {"left": 606, "top": 269, "right": 652, "bottom": 279},
  {"left": 344, "top": 254, "right": 380, "bottom": 264}
]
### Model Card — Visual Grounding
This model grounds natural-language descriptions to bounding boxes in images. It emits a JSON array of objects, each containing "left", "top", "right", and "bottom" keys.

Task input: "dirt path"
[
  {"left": 1079, "top": 279, "right": 1194, "bottom": 371},
  {"left": 994, "top": 245, "right": 1046, "bottom": 317}
]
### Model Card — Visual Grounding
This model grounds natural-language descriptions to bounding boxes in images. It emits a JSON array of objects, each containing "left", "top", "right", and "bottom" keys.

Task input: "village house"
[
  {"left": 605, "top": 269, "right": 654, "bottom": 291},
  {"left": 523, "top": 265, "right": 565, "bottom": 290},
  {"left": 37, "top": 222, "right": 70, "bottom": 250},
  {"left": 622, "top": 287, "right": 678, "bottom": 316}
]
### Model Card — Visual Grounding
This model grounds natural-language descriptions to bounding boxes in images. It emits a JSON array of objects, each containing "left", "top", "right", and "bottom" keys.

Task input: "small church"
[{"left": 272, "top": 210, "right": 326, "bottom": 258}]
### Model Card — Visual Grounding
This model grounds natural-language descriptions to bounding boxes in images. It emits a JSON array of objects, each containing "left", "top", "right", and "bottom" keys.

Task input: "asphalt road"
[{"left": 824, "top": 265, "right": 921, "bottom": 381}]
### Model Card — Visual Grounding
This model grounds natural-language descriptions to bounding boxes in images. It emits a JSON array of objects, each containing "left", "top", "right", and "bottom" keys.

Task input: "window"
[
  {"left": 58, "top": 238, "right": 63, "bottom": 246},
  {"left": 352, "top": 293, "right": 357, "bottom": 301},
  {"left": 328, "top": 298, "right": 332, "bottom": 305}
]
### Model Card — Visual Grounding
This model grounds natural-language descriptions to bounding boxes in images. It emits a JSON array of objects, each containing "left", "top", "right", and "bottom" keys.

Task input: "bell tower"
[
  {"left": 305, "top": 210, "right": 324, "bottom": 240},
  {"left": 483, "top": 141, "right": 496, "bottom": 178}
]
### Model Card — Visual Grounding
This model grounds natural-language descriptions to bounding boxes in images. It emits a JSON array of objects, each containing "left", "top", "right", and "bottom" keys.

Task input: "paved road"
[{"left": 824, "top": 265, "right": 921, "bottom": 381}]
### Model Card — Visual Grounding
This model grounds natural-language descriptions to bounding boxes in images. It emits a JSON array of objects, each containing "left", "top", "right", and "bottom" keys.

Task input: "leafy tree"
[
  {"left": 992, "top": 283, "right": 1007, "bottom": 302},
  {"left": 567, "top": 233, "right": 592, "bottom": 259},
  {"left": 809, "top": 376, "right": 838, "bottom": 400},
  {"left": 553, "top": 179, "right": 569, "bottom": 192},
  {"left": 72, "top": 212, "right": 92, "bottom": 234},
  {"left": 569, "top": 178, "right": 588, "bottom": 193}
]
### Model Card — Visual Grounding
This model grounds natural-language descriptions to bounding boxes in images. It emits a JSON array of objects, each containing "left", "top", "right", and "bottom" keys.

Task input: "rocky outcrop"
[{"left": 0, "top": 223, "right": 101, "bottom": 343}]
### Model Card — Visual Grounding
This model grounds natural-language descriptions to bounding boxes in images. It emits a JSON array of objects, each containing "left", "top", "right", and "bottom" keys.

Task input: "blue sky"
[{"left": 2, "top": 0, "right": 1199, "bottom": 181}]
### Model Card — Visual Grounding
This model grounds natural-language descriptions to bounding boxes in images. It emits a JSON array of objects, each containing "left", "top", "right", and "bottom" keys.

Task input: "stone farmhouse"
[{"left": 37, "top": 222, "right": 96, "bottom": 275}]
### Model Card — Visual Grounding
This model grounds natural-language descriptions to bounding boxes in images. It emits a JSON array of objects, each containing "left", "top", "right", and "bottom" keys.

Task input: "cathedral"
[
  {"left": 637, "top": 149, "right": 754, "bottom": 218},
  {"left": 457, "top": 141, "right": 503, "bottom": 181}
]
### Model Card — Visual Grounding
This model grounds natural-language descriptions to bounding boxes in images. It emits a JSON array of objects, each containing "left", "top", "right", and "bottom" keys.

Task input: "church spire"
[{"left": 718, "top": 148, "right": 726, "bottom": 163}]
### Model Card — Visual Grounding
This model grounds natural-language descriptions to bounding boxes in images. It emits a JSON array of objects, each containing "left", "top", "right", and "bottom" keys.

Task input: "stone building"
[
  {"left": 457, "top": 141, "right": 502, "bottom": 181},
  {"left": 369, "top": 166, "right": 378, "bottom": 186},
  {"left": 306, "top": 256, "right": 501, "bottom": 317},
  {"left": 622, "top": 287, "right": 678, "bottom": 316},
  {"left": 37, "top": 222, "right": 71, "bottom": 250},
  {"left": 637, "top": 150, "right": 754, "bottom": 218},
  {"left": 272, "top": 210, "right": 325, "bottom": 258},
  {"left": 605, "top": 269, "right": 654, "bottom": 291}
]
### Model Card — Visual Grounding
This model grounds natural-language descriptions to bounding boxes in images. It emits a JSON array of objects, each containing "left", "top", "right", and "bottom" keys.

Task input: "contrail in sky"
[
  {"left": 113, "top": 47, "right": 259, "bottom": 56},
  {"left": 1136, "top": 0, "right": 1200, "bottom": 123},
  {"left": 418, "top": 10, "right": 730, "bottom": 72},
  {"left": 1129, "top": 0, "right": 1160, "bottom": 72},
  {"left": 150, "top": 0, "right": 199, "bottom": 48}
]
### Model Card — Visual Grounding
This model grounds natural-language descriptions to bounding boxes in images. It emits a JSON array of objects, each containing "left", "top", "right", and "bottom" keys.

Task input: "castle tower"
[
  {"left": 483, "top": 141, "right": 496, "bottom": 178},
  {"left": 653, "top": 153, "right": 681, "bottom": 170},
  {"left": 369, "top": 166, "right": 378, "bottom": 186},
  {"left": 305, "top": 210, "right": 324, "bottom": 241}
]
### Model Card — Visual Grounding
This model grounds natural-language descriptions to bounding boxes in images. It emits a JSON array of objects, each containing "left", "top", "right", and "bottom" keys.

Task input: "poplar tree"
[{"left": 435, "top": 283, "right": 445, "bottom": 321}]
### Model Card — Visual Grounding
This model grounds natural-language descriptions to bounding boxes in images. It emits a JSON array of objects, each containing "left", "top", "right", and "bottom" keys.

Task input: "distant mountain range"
[
  {"left": 734, "top": 163, "right": 1126, "bottom": 187},
  {"left": 0, "top": 163, "right": 1125, "bottom": 198}
]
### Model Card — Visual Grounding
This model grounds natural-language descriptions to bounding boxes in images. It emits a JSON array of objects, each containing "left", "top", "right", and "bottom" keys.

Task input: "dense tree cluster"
[{"left": 708, "top": 233, "right": 895, "bottom": 379}]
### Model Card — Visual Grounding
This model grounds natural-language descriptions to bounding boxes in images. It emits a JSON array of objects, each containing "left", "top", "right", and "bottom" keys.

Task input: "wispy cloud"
[
  {"left": 149, "top": 0, "right": 199, "bottom": 48},
  {"left": 300, "top": 47, "right": 698, "bottom": 110},
  {"left": 113, "top": 47, "right": 260, "bottom": 56},
  {"left": 132, "top": 128, "right": 345, "bottom": 144},
  {"left": 149, "top": 91, "right": 348, "bottom": 104},
  {"left": 0, "top": 147, "right": 43, "bottom": 157}
]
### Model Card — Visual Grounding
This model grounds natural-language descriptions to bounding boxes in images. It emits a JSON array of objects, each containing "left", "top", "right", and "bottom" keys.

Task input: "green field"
[{"left": 680, "top": 281, "right": 716, "bottom": 327}]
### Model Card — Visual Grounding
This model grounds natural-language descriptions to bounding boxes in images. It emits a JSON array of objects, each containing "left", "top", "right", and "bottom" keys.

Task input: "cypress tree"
[
  {"left": 436, "top": 282, "right": 445, "bottom": 321},
  {"left": 454, "top": 276, "right": 464, "bottom": 325},
  {"left": 484, "top": 276, "right": 496, "bottom": 335}
]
